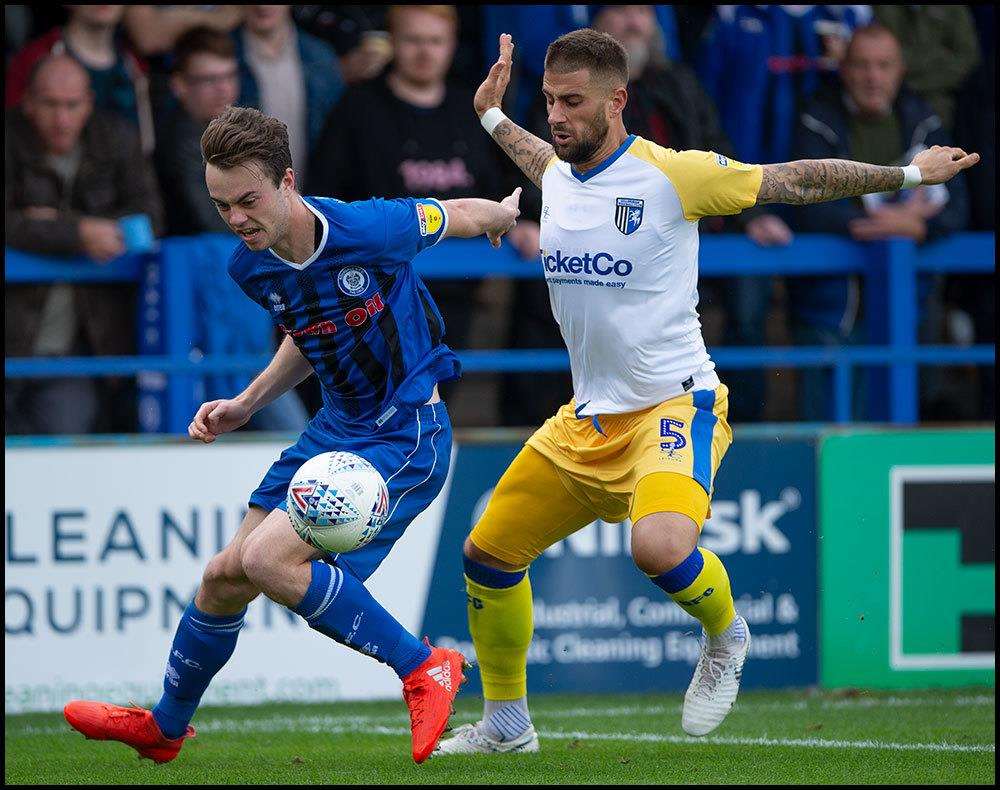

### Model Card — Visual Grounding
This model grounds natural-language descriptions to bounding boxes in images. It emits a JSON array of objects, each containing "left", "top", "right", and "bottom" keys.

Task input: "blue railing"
[{"left": 5, "top": 232, "right": 995, "bottom": 431}]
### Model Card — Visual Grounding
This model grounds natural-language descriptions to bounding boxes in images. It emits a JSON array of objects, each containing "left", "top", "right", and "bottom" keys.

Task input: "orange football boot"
[
  {"left": 402, "top": 641, "right": 470, "bottom": 763},
  {"left": 63, "top": 701, "right": 195, "bottom": 763}
]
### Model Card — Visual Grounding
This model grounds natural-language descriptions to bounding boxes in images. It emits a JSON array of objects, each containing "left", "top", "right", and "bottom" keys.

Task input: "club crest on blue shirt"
[
  {"left": 337, "top": 267, "right": 371, "bottom": 296},
  {"left": 267, "top": 290, "right": 286, "bottom": 313},
  {"left": 615, "top": 197, "right": 644, "bottom": 235}
]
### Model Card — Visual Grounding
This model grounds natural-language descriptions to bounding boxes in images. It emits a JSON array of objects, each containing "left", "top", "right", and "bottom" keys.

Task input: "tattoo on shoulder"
[
  {"left": 757, "top": 160, "right": 904, "bottom": 206},
  {"left": 493, "top": 120, "right": 555, "bottom": 189}
]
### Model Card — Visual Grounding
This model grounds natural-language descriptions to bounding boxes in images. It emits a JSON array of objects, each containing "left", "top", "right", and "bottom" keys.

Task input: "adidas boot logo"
[{"left": 426, "top": 663, "right": 452, "bottom": 692}]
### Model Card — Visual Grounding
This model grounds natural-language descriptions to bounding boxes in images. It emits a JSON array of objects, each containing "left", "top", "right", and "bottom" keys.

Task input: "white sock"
[
  {"left": 708, "top": 614, "right": 747, "bottom": 650},
  {"left": 482, "top": 697, "right": 532, "bottom": 742}
]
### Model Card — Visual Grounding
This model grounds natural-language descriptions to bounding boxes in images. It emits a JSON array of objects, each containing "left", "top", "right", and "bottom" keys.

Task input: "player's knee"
[
  {"left": 463, "top": 535, "right": 527, "bottom": 572},
  {"left": 240, "top": 532, "right": 278, "bottom": 589},
  {"left": 630, "top": 513, "right": 699, "bottom": 576},
  {"left": 197, "top": 549, "right": 256, "bottom": 611},
  {"left": 202, "top": 553, "right": 229, "bottom": 591}
]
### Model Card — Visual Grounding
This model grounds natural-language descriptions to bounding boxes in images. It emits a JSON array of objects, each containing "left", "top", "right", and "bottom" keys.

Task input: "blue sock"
[
  {"left": 152, "top": 602, "right": 245, "bottom": 739},
  {"left": 293, "top": 560, "right": 430, "bottom": 679}
]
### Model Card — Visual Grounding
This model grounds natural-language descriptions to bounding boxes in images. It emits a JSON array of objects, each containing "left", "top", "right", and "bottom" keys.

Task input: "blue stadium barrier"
[{"left": 5, "top": 232, "right": 995, "bottom": 432}]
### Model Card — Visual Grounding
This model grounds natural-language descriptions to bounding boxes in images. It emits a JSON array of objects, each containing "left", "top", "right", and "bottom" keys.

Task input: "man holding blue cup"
[{"left": 5, "top": 53, "right": 163, "bottom": 434}]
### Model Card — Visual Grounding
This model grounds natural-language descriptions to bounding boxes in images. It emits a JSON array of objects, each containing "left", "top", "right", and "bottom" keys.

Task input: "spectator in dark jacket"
[
  {"left": 309, "top": 5, "right": 515, "bottom": 360},
  {"left": 698, "top": 5, "right": 871, "bottom": 166},
  {"left": 155, "top": 28, "right": 241, "bottom": 236},
  {"left": 5, "top": 55, "right": 164, "bottom": 435},
  {"left": 235, "top": 5, "right": 344, "bottom": 186},
  {"left": 6, "top": 5, "right": 155, "bottom": 153},
  {"left": 788, "top": 24, "right": 969, "bottom": 420},
  {"left": 873, "top": 5, "right": 980, "bottom": 131}
]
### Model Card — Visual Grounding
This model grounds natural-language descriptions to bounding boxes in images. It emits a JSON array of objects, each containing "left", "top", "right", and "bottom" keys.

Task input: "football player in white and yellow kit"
[{"left": 436, "top": 30, "right": 978, "bottom": 755}]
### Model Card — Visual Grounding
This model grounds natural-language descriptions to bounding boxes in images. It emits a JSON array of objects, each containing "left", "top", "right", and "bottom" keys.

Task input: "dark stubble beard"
[{"left": 552, "top": 110, "right": 611, "bottom": 165}]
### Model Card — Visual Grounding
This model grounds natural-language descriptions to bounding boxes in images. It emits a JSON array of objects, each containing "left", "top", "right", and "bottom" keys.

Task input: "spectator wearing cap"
[
  {"left": 788, "top": 24, "right": 969, "bottom": 421},
  {"left": 5, "top": 55, "right": 164, "bottom": 434},
  {"left": 6, "top": 5, "right": 155, "bottom": 153},
  {"left": 235, "top": 5, "right": 344, "bottom": 185}
]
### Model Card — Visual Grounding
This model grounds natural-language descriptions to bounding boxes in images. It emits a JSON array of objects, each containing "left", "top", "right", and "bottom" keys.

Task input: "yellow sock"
[
  {"left": 465, "top": 572, "right": 533, "bottom": 700},
  {"left": 651, "top": 547, "right": 736, "bottom": 636}
]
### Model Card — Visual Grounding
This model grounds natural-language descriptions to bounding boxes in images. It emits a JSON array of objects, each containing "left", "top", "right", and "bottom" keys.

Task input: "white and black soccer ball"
[{"left": 286, "top": 451, "right": 389, "bottom": 554}]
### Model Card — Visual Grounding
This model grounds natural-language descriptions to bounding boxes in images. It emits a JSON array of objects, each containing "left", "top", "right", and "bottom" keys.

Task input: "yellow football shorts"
[{"left": 470, "top": 385, "right": 733, "bottom": 568}]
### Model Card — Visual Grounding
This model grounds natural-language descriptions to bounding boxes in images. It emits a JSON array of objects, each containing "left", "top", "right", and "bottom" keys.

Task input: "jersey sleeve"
[
  {"left": 664, "top": 150, "right": 763, "bottom": 221},
  {"left": 380, "top": 197, "right": 449, "bottom": 262}
]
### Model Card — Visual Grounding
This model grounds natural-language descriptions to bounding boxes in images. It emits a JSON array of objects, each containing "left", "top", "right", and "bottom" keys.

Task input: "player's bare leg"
[
  {"left": 242, "top": 511, "right": 468, "bottom": 763},
  {"left": 64, "top": 507, "right": 268, "bottom": 762},
  {"left": 632, "top": 511, "right": 750, "bottom": 736}
]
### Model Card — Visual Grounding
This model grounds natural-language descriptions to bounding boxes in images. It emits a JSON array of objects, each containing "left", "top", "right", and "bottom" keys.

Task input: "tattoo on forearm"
[
  {"left": 492, "top": 120, "right": 555, "bottom": 189},
  {"left": 756, "top": 160, "right": 904, "bottom": 206}
]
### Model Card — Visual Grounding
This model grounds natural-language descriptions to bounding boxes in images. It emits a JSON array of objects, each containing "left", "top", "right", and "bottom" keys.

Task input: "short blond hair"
[{"left": 387, "top": 5, "right": 459, "bottom": 33}]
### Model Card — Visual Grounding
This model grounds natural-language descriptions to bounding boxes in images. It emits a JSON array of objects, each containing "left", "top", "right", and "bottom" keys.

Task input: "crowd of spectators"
[{"left": 4, "top": 4, "right": 995, "bottom": 434}]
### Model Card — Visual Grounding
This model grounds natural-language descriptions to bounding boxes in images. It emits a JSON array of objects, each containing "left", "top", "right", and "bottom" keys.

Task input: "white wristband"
[
  {"left": 480, "top": 107, "right": 508, "bottom": 135},
  {"left": 900, "top": 164, "right": 922, "bottom": 189}
]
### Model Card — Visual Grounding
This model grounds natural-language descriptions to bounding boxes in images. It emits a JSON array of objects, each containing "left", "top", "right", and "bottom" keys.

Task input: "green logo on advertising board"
[
  {"left": 891, "top": 468, "right": 994, "bottom": 669},
  {"left": 820, "top": 429, "right": 995, "bottom": 689}
]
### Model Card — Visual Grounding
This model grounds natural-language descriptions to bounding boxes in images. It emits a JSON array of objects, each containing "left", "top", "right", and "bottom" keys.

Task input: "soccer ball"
[{"left": 286, "top": 452, "right": 389, "bottom": 554}]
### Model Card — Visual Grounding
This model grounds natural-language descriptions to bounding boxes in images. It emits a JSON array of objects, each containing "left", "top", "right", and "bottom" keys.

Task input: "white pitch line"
[
  {"left": 14, "top": 717, "right": 995, "bottom": 755},
  {"left": 8, "top": 694, "right": 994, "bottom": 733},
  {"left": 528, "top": 693, "right": 995, "bottom": 719},
  {"left": 541, "top": 729, "right": 995, "bottom": 754},
  {"left": 8, "top": 694, "right": 990, "bottom": 727}
]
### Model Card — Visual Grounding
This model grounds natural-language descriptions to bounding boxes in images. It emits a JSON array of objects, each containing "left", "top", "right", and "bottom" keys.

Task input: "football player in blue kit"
[{"left": 63, "top": 105, "right": 522, "bottom": 765}]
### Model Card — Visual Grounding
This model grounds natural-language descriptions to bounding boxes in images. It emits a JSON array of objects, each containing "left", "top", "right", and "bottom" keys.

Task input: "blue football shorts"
[{"left": 249, "top": 401, "right": 452, "bottom": 581}]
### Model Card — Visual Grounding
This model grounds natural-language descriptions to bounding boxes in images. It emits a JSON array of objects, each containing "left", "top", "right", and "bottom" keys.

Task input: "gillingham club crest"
[{"left": 615, "top": 197, "right": 644, "bottom": 235}]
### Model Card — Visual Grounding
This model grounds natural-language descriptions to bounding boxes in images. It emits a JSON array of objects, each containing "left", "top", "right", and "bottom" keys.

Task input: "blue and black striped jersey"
[{"left": 227, "top": 195, "right": 460, "bottom": 432}]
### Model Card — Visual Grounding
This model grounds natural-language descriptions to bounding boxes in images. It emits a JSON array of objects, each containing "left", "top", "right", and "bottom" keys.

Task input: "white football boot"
[
  {"left": 681, "top": 615, "right": 751, "bottom": 736},
  {"left": 433, "top": 722, "right": 540, "bottom": 755}
]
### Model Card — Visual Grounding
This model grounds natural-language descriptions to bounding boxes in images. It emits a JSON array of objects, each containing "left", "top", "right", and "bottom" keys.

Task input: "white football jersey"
[{"left": 538, "top": 135, "right": 762, "bottom": 416}]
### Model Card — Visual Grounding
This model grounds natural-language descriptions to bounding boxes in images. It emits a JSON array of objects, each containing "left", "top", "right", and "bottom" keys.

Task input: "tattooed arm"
[
  {"left": 490, "top": 120, "right": 555, "bottom": 190},
  {"left": 474, "top": 33, "right": 555, "bottom": 189},
  {"left": 756, "top": 146, "right": 980, "bottom": 206}
]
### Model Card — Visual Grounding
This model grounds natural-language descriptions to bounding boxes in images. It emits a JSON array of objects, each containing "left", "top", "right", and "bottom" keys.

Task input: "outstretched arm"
[
  {"left": 442, "top": 189, "right": 522, "bottom": 248},
  {"left": 474, "top": 34, "right": 555, "bottom": 189},
  {"left": 756, "top": 145, "right": 980, "bottom": 206}
]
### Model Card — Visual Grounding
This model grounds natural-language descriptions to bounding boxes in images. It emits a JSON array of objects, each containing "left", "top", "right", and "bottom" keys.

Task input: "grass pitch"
[{"left": 5, "top": 687, "right": 994, "bottom": 785}]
